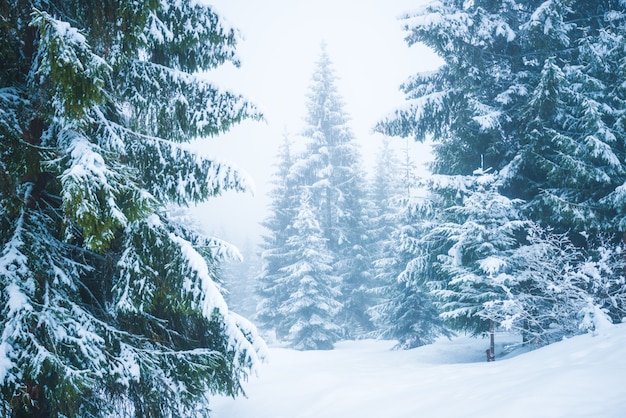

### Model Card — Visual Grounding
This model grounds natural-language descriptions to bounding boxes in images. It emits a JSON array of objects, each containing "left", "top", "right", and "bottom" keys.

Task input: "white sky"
[{"left": 192, "top": 0, "right": 443, "bottom": 248}]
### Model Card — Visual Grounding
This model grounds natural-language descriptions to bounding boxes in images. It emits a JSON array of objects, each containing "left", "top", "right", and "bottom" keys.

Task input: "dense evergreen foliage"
[
  {"left": 378, "top": 0, "right": 626, "bottom": 344},
  {"left": 367, "top": 142, "right": 448, "bottom": 348},
  {"left": 0, "top": 1, "right": 265, "bottom": 416},
  {"left": 426, "top": 169, "right": 528, "bottom": 335},
  {"left": 381, "top": 0, "right": 626, "bottom": 231},
  {"left": 7, "top": 3, "right": 622, "bottom": 400}
]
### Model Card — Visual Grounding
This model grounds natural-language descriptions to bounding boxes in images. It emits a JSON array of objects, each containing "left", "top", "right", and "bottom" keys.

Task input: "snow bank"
[{"left": 210, "top": 326, "right": 626, "bottom": 417}]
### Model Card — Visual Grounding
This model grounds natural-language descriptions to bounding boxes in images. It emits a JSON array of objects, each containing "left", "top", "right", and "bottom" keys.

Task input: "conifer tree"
[
  {"left": 367, "top": 140, "right": 447, "bottom": 348},
  {"left": 0, "top": 1, "right": 264, "bottom": 416},
  {"left": 365, "top": 140, "right": 404, "bottom": 323},
  {"left": 293, "top": 44, "right": 371, "bottom": 337},
  {"left": 256, "top": 133, "right": 300, "bottom": 340},
  {"left": 378, "top": 0, "right": 626, "bottom": 232},
  {"left": 424, "top": 169, "right": 528, "bottom": 334},
  {"left": 377, "top": 0, "right": 626, "bottom": 346},
  {"left": 368, "top": 140, "right": 405, "bottom": 256},
  {"left": 369, "top": 199, "right": 449, "bottom": 349},
  {"left": 279, "top": 191, "right": 343, "bottom": 350},
  {"left": 411, "top": 169, "right": 625, "bottom": 346}
]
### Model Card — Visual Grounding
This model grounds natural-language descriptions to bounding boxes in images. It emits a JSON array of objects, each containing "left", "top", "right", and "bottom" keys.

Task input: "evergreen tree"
[
  {"left": 415, "top": 169, "right": 625, "bottom": 346},
  {"left": 293, "top": 43, "right": 371, "bottom": 337},
  {"left": 369, "top": 199, "right": 449, "bottom": 349},
  {"left": 0, "top": 2, "right": 264, "bottom": 416},
  {"left": 368, "top": 140, "right": 405, "bottom": 251},
  {"left": 367, "top": 140, "right": 447, "bottom": 348},
  {"left": 256, "top": 133, "right": 300, "bottom": 340},
  {"left": 424, "top": 169, "right": 528, "bottom": 334},
  {"left": 279, "top": 191, "right": 343, "bottom": 350},
  {"left": 378, "top": 0, "right": 626, "bottom": 232},
  {"left": 365, "top": 140, "right": 404, "bottom": 321},
  {"left": 377, "top": 0, "right": 626, "bottom": 347}
]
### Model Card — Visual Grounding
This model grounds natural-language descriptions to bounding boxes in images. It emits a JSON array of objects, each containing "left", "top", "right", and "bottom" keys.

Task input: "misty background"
[{"left": 190, "top": 0, "right": 443, "bottom": 249}]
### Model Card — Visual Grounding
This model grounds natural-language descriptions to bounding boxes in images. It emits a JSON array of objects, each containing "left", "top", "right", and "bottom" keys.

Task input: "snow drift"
[{"left": 211, "top": 324, "right": 626, "bottom": 417}]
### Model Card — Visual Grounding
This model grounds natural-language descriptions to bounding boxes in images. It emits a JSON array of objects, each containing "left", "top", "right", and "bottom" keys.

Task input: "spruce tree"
[
  {"left": 366, "top": 140, "right": 404, "bottom": 329},
  {"left": 369, "top": 199, "right": 449, "bottom": 349},
  {"left": 0, "top": 1, "right": 264, "bottom": 416},
  {"left": 377, "top": 0, "right": 626, "bottom": 346},
  {"left": 424, "top": 169, "right": 529, "bottom": 334},
  {"left": 256, "top": 133, "right": 300, "bottom": 340},
  {"left": 279, "top": 190, "right": 343, "bottom": 350},
  {"left": 368, "top": 140, "right": 405, "bottom": 259},
  {"left": 367, "top": 140, "right": 447, "bottom": 348},
  {"left": 294, "top": 43, "right": 371, "bottom": 337},
  {"left": 378, "top": 0, "right": 626, "bottom": 232}
]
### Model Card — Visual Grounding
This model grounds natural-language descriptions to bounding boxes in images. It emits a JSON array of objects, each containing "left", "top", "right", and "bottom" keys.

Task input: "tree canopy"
[
  {"left": 0, "top": 1, "right": 265, "bottom": 416},
  {"left": 378, "top": 0, "right": 626, "bottom": 344}
]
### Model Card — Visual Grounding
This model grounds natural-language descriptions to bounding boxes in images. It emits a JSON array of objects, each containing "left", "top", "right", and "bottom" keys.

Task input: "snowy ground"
[{"left": 210, "top": 325, "right": 626, "bottom": 418}]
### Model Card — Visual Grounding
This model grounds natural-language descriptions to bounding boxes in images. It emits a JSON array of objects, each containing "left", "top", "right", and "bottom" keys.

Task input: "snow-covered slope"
[{"left": 210, "top": 325, "right": 626, "bottom": 417}]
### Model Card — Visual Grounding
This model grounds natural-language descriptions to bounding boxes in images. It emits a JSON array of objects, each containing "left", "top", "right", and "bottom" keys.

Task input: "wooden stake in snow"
[{"left": 486, "top": 319, "right": 495, "bottom": 362}]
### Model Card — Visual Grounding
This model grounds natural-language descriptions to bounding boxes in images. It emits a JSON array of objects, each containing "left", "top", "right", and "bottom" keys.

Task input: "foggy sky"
[{"left": 192, "top": 0, "right": 442, "bottom": 249}]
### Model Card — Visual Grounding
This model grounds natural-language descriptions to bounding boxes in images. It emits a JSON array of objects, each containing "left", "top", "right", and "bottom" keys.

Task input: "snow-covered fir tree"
[
  {"left": 368, "top": 140, "right": 405, "bottom": 259},
  {"left": 404, "top": 168, "right": 624, "bottom": 346},
  {"left": 365, "top": 140, "right": 405, "bottom": 326},
  {"left": 378, "top": 0, "right": 626, "bottom": 231},
  {"left": 292, "top": 43, "right": 371, "bottom": 338},
  {"left": 367, "top": 140, "right": 448, "bottom": 348},
  {"left": 369, "top": 200, "right": 449, "bottom": 349},
  {"left": 0, "top": 2, "right": 265, "bottom": 416},
  {"left": 256, "top": 133, "right": 300, "bottom": 340},
  {"left": 378, "top": 0, "right": 626, "bottom": 347},
  {"left": 424, "top": 169, "right": 529, "bottom": 334},
  {"left": 278, "top": 190, "right": 343, "bottom": 350}
]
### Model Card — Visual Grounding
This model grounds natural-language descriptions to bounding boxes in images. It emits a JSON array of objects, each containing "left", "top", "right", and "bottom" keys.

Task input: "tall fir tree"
[
  {"left": 0, "top": 1, "right": 265, "bottom": 416},
  {"left": 378, "top": 0, "right": 626, "bottom": 232},
  {"left": 368, "top": 140, "right": 405, "bottom": 254},
  {"left": 293, "top": 43, "right": 371, "bottom": 338},
  {"left": 369, "top": 201, "right": 450, "bottom": 349},
  {"left": 366, "top": 140, "right": 404, "bottom": 321}
]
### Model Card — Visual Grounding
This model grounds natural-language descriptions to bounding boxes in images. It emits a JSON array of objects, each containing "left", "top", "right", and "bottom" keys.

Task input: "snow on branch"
[
  {"left": 121, "top": 60, "right": 260, "bottom": 140},
  {"left": 30, "top": 10, "right": 111, "bottom": 118},
  {"left": 58, "top": 128, "right": 128, "bottom": 251},
  {"left": 125, "top": 136, "right": 254, "bottom": 205},
  {"left": 169, "top": 232, "right": 266, "bottom": 372}
]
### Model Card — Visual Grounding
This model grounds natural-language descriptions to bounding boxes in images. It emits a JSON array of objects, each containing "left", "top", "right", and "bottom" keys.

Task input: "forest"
[{"left": 1, "top": 0, "right": 625, "bottom": 417}]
